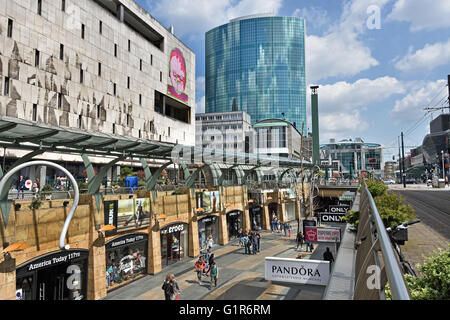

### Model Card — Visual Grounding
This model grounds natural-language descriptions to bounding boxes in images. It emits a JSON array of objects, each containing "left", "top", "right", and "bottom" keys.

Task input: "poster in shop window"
[
  {"left": 196, "top": 191, "right": 220, "bottom": 214},
  {"left": 105, "top": 198, "right": 151, "bottom": 233}
]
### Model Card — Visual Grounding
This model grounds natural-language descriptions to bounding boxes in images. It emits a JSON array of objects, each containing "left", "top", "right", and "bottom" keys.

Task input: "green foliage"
[
  {"left": 138, "top": 180, "right": 145, "bottom": 187},
  {"left": 374, "top": 193, "right": 416, "bottom": 228},
  {"left": 343, "top": 210, "right": 360, "bottom": 230},
  {"left": 366, "top": 179, "right": 388, "bottom": 197},
  {"left": 77, "top": 181, "right": 88, "bottom": 190},
  {"left": 41, "top": 184, "right": 53, "bottom": 192},
  {"left": 28, "top": 198, "right": 42, "bottom": 210},
  {"left": 385, "top": 245, "right": 450, "bottom": 300},
  {"left": 120, "top": 167, "right": 134, "bottom": 179}
]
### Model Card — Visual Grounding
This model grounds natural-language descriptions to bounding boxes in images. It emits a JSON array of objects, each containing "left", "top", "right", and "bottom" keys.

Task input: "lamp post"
[{"left": 442, "top": 150, "right": 445, "bottom": 180}]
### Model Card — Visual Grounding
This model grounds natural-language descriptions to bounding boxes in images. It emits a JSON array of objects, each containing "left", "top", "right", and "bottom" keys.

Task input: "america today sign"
[{"left": 265, "top": 257, "right": 329, "bottom": 286}]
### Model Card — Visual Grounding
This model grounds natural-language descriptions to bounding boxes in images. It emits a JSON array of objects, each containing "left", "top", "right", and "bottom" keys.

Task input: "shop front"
[
  {"left": 285, "top": 202, "right": 296, "bottom": 222},
  {"left": 249, "top": 206, "right": 263, "bottom": 230},
  {"left": 15, "top": 249, "right": 89, "bottom": 300},
  {"left": 160, "top": 223, "right": 189, "bottom": 268},
  {"left": 226, "top": 210, "right": 243, "bottom": 240},
  {"left": 268, "top": 203, "right": 279, "bottom": 220},
  {"left": 105, "top": 233, "right": 148, "bottom": 291},
  {"left": 198, "top": 215, "right": 219, "bottom": 252}
]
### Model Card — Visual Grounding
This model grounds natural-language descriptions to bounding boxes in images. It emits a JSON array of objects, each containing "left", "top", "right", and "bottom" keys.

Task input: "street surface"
[
  {"left": 104, "top": 224, "right": 344, "bottom": 300},
  {"left": 389, "top": 185, "right": 450, "bottom": 274}
]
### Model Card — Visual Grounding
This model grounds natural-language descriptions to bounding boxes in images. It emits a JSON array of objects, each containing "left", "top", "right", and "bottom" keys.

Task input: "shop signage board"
[
  {"left": 199, "top": 216, "right": 217, "bottom": 224},
  {"left": 329, "top": 205, "right": 350, "bottom": 214},
  {"left": 161, "top": 223, "right": 187, "bottom": 235},
  {"left": 305, "top": 226, "right": 341, "bottom": 242},
  {"left": 16, "top": 250, "right": 89, "bottom": 276},
  {"left": 265, "top": 257, "right": 329, "bottom": 286},
  {"left": 320, "top": 212, "right": 346, "bottom": 223},
  {"left": 105, "top": 233, "right": 148, "bottom": 250}
]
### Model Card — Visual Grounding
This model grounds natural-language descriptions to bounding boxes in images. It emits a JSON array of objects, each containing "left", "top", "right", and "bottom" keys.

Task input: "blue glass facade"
[{"left": 205, "top": 16, "right": 307, "bottom": 135}]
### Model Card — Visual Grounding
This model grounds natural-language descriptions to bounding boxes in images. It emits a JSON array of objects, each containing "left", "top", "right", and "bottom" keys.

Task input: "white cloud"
[
  {"left": 306, "top": 0, "right": 389, "bottom": 82},
  {"left": 387, "top": 0, "right": 450, "bottom": 31},
  {"left": 319, "top": 111, "right": 369, "bottom": 143},
  {"left": 318, "top": 77, "right": 405, "bottom": 113},
  {"left": 394, "top": 39, "right": 450, "bottom": 73},
  {"left": 146, "top": 0, "right": 282, "bottom": 38},
  {"left": 196, "top": 76, "right": 205, "bottom": 95},
  {"left": 390, "top": 79, "right": 448, "bottom": 122},
  {"left": 293, "top": 7, "right": 328, "bottom": 29},
  {"left": 196, "top": 96, "right": 205, "bottom": 113}
]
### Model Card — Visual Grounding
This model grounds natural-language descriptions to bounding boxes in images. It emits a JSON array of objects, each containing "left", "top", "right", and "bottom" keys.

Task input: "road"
[{"left": 391, "top": 188, "right": 450, "bottom": 240}]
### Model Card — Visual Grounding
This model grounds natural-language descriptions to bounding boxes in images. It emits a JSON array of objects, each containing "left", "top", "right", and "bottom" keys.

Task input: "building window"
[
  {"left": 97, "top": 105, "right": 101, "bottom": 119},
  {"left": 128, "top": 39, "right": 131, "bottom": 52},
  {"left": 32, "top": 104, "right": 37, "bottom": 121},
  {"left": 127, "top": 76, "right": 130, "bottom": 89},
  {"left": 113, "top": 83, "right": 116, "bottom": 95},
  {"left": 140, "top": 59, "right": 142, "bottom": 71},
  {"left": 168, "top": 127, "right": 171, "bottom": 137},
  {"left": 4, "top": 77, "right": 10, "bottom": 96},
  {"left": 114, "top": 44, "right": 118, "bottom": 57},
  {"left": 99, "top": 20, "right": 102, "bottom": 34},
  {"left": 61, "top": 0, "right": 65, "bottom": 12},
  {"left": 80, "top": 68, "right": 84, "bottom": 83},
  {"left": 34, "top": 49, "right": 40, "bottom": 67},
  {"left": 139, "top": 130, "right": 142, "bottom": 138},
  {"left": 160, "top": 71, "right": 162, "bottom": 82},
  {"left": 7, "top": 19, "right": 13, "bottom": 38},
  {"left": 98, "top": 62, "right": 101, "bottom": 77},
  {"left": 127, "top": 114, "right": 130, "bottom": 126},
  {"left": 58, "top": 93, "right": 62, "bottom": 109},
  {"left": 112, "top": 123, "right": 116, "bottom": 134},
  {"left": 37, "top": 0, "right": 42, "bottom": 15},
  {"left": 78, "top": 115, "right": 82, "bottom": 128},
  {"left": 139, "top": 94, "right": 142, "bottom": 105},
  {"left": 81, "top": 24, "right": 85, "bottom": 39},
  {"left": 150, "top": 54, "right": 153, "bottom": 66},
  {"left": 59, "top": 43, "right": 64, "bottom": 60}
]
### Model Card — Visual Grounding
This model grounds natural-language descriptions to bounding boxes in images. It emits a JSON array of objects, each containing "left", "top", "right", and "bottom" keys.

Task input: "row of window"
[{"left": 196, "top": 114, "right": 243, "bottom": 121}]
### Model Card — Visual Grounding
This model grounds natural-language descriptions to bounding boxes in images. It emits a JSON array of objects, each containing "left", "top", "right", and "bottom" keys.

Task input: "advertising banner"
[
  {"left": 304, "top": 226, "right": 318, "bottom": 242},
  {"left": 329, "top": 205, "right": 350, "bottom": 214},
  {"left": 104, "top": 198, "right": 150, "bottom": 233},
  {"left": 317, "top": 227, "right": 341, "bottom": 242},
  {"left": 265, "top": 257, "right": 329, "bottom": 286},
  {"left": 320, "top": 212, "right": 346, "bottom": 223},
  {"left": 195, "top": 191, "right": 220, "bottom": 214}
]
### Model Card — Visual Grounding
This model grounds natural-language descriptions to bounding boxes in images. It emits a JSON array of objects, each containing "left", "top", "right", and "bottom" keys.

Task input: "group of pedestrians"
[
  {"left": 270, "top": 216, "right": 293, "bottom": 237},
  {"left": 15, "top": 175, "right": 40, "bottom": 200},
  {"left": 239, "top": 230, "right": 261, "bottom": 255},
  {"left": 295, "top": 231, "right": 314, "bottom": 252}
]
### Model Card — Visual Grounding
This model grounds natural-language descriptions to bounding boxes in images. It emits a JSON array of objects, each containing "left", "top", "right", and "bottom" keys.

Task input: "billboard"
[
  {"left": 167, "top": 48, "right": 188, "bottom": 103},
  {"left": 104, "top": 198, "right": 151, "bottom": 234},
  {"left": 195, "top": 191, "right": 220, "bottom": 214},
  {"left": 304, "top": 226, "right": 341, "bottom": 242},
  {"left": 265, "top": 257, "right": 329, "bottom": 286}
]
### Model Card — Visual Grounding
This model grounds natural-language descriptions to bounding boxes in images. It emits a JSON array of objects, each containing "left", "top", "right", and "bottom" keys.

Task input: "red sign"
[{"left": 304, "top": 226, "right": 318, "bottom": 242}]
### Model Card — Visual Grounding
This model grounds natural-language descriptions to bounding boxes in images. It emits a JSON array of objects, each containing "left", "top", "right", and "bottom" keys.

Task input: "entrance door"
[{"left": 36, "top": 263, "right": 84, "bottom": 300}]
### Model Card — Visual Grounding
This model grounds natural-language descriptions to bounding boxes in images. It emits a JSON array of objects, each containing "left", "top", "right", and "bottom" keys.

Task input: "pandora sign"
[{"left": 265, "top": 257, "right": 329, "bottom": 286}]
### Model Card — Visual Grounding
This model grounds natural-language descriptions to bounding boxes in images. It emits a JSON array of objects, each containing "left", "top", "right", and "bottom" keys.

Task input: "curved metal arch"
[{"left": 0, "top": 160, "right": 79, "bottom": 250}]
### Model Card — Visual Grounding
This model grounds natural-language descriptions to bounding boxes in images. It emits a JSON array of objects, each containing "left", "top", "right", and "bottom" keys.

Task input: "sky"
[{"left": 138, "top": 0, "right": 450, "bottom": 162}]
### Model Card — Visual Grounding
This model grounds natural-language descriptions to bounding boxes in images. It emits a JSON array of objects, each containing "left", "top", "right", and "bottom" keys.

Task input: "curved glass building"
[{"left": 205, "top": 14, "right": 307, "bottom": 134}]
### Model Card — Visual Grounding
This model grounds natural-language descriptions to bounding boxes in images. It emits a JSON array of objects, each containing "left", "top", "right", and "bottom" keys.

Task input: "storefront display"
[
  {"left": 198, "top": 216, "right": 219, "bottom": 251},
  {"left": 104, "top": 198, "right": 151, "bottom": 235},
  {"left": 195, "top": 191, "right": 220, "bottom": 214},
  {"left": 160, "top": 223, "right": 189, "bottom": 268},
  {"left": 16, "top": 249, "right": 89, "bottom": 300},
  {"left": 250, "top": 206, "right": 263, "bottom": 230},
  {"left": 105, "top": 233, "right": 148, "bottom": 291},
  {"left": 226, "top": 210, "right": 243, "bottom": 240},
  {"left": 268, "top": 203, "right": 279, "bottom": 219},
  {"left": 285, "top": 202, "right": 296, "bottom": 221}
]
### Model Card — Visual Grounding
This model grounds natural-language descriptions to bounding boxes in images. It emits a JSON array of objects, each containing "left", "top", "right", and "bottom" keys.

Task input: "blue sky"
[{"left": 139, "top": 0, "right": 450, "bottom": 162}]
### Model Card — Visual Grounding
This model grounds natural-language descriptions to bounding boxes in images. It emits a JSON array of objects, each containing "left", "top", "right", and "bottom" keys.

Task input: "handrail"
[
  {"left": 362, "top": 182, "right": 410, "bottom": 300},
  {"left": 354, "top": 181, "right": 410, "bottom": 300}
]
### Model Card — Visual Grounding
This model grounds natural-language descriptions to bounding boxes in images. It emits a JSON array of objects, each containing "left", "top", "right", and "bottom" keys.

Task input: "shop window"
[{"left": 160, "top": 223, "right": 189, "bottom": 268}]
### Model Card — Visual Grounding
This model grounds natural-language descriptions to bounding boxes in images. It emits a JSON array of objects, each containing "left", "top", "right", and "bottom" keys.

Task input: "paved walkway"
[{"left": 104, "top": 225, "right": 343, "bottom": 300}]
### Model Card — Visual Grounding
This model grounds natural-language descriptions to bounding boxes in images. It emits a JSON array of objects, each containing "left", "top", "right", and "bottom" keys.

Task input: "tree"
[
  {"left": 374, "top": 193, "right": 416, "bottom": 228},
  {"left": 386, "top": 244, "right": 450, "bottom": 300},
  {"left": 120, "top": 167, "right": 134, "bottom": 179},
  {"left": 366, "top": 179, "right": 388, "bottom": 197}
]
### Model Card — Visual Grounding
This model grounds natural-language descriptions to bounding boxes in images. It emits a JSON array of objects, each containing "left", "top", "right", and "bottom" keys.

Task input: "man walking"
[
  {"left": 323, "top": 247, "right": 335, "bottom": 272},
  {"left": 252, "top": 232, "right": 258, "bottom": 255},
  {"left": 243, "top": 232, "right": 249, "bottom": 255}
]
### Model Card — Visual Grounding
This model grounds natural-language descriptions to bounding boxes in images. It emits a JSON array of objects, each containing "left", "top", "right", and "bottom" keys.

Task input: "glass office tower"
[{"left": 205, "top": 14, "right": 307, "bottom": 135}]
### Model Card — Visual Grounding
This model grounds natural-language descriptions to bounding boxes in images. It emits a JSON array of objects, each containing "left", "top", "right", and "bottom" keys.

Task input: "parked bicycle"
[{"left": 386, "top": 219, "right": 421, "bottom": 277}]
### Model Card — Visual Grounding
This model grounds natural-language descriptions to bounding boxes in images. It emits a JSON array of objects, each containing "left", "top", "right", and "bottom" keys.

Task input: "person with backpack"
[
  {"left": 194, "top": 256, "right": 206, "bottom": 285},
  {"left": 161, "top": 274, "right": 172, "bottom": 300},
  {"left": 209, "top": 262, "right": 219, "bottom": 290}
]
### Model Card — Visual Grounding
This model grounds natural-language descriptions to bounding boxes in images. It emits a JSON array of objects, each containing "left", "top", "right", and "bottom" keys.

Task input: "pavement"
[{"left": 104, "top": 224, "right": 344, "bottom": 300}]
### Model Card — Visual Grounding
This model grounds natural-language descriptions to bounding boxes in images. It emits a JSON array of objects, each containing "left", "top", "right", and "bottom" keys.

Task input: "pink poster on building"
[
  {"left": 304, "top": 226, "right": 318, "bottom": 242},
  {"left": 167, "top": 48, "right": 188, "bottom": 103}
]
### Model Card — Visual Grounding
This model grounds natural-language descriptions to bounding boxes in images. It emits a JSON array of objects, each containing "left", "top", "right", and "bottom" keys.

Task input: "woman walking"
[
  {"left": 194, "top": 256, "right": 206, "bottom": 285},
  {"left": 169, "top": 274, "right": 181, "bottom": 300},
  {"left": 161, "top": 274, "right": 171, "bottom": 300}
]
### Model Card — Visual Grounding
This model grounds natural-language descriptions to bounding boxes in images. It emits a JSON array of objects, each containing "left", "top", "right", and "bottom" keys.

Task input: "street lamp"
[{"left": 442, "top": 150, "right": 445, "bottom": 180}]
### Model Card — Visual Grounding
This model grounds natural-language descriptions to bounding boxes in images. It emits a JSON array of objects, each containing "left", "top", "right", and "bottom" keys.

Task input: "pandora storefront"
[{"left": 15, "top": 249, "right": 89, "bottom": 300}]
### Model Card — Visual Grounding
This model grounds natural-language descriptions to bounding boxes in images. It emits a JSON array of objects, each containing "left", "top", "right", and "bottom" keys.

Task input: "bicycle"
[{"left": 386, "top": 219, "right": 421, "bottom": 277}]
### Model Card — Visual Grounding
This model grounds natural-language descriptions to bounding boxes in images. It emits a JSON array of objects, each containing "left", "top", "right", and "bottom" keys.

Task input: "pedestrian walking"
[
  {"left": 194, "top": 256, "right": 206, "bottom": 285},
  {"left": 16, "top": 175, "right": 26, "bottom": 199},
  {"left": 252, "top": 233, "right": 258, "bottom": 254},
  {"left": 209, "top": 262, "right": 219, "bottom": 290},
  {"left": 283, "top": 223, "right": 287, "bottom": 236},
  {"left": 243, "top": 232, "right": 249, "bottom": 254},
  {"left": 306, "top": 241, "right": 314, "bottom": 252},
  {"left": 271, "top": 218, "right": 275, "bottom": 232},
  {"left": 205, "top": 253, "right": 215, "bottom": 276},
  {"left": 206, "top": 234, "right": 214, "bottom": 251},
  {"left": 162, "top": 274, "right": 172, "bottom": 300},
  {"left": 277, "top": 219, "right": 281, "bottom": 233},
  {"left": 169, "top": 274, "right": 181, "bottom": 300},
  {"left": 238, "top": 228, "right": 243, "bottom": 247},
  {"left": 246, "top": 232, "right": 252, "bottom": 255},
  {"left": 203, "top": 249, "right": 211, "bottom": 275},
  {"left": 32, "top": 178, "right": 40, "bottom": 199},
  {"left": 323, "top": 247, "right": 335, "bottom": 272},
  {"left": 256, "top": 231, "right": 261, "bottom": 252},
  {"left": 296, "top": 231, "right": 304, "bottom": 250}
]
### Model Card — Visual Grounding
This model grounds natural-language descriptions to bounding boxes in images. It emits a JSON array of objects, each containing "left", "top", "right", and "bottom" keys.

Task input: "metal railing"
[{"left": 353, "top": 181, "right": 411, "bottom": 300}]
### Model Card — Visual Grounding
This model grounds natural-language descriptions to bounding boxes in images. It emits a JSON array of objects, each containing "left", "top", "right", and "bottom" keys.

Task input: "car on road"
[
  {"left": 383, "top": 179, "right": 395, "bottom": 184},
  {"left": 405, "top": 179, "right": 417, "bottom": 184}
]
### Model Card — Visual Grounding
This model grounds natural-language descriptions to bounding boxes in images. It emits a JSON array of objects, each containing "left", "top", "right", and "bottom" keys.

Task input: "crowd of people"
[{"left": 270, "top": 216, "right": 293, "bottom": 237}]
